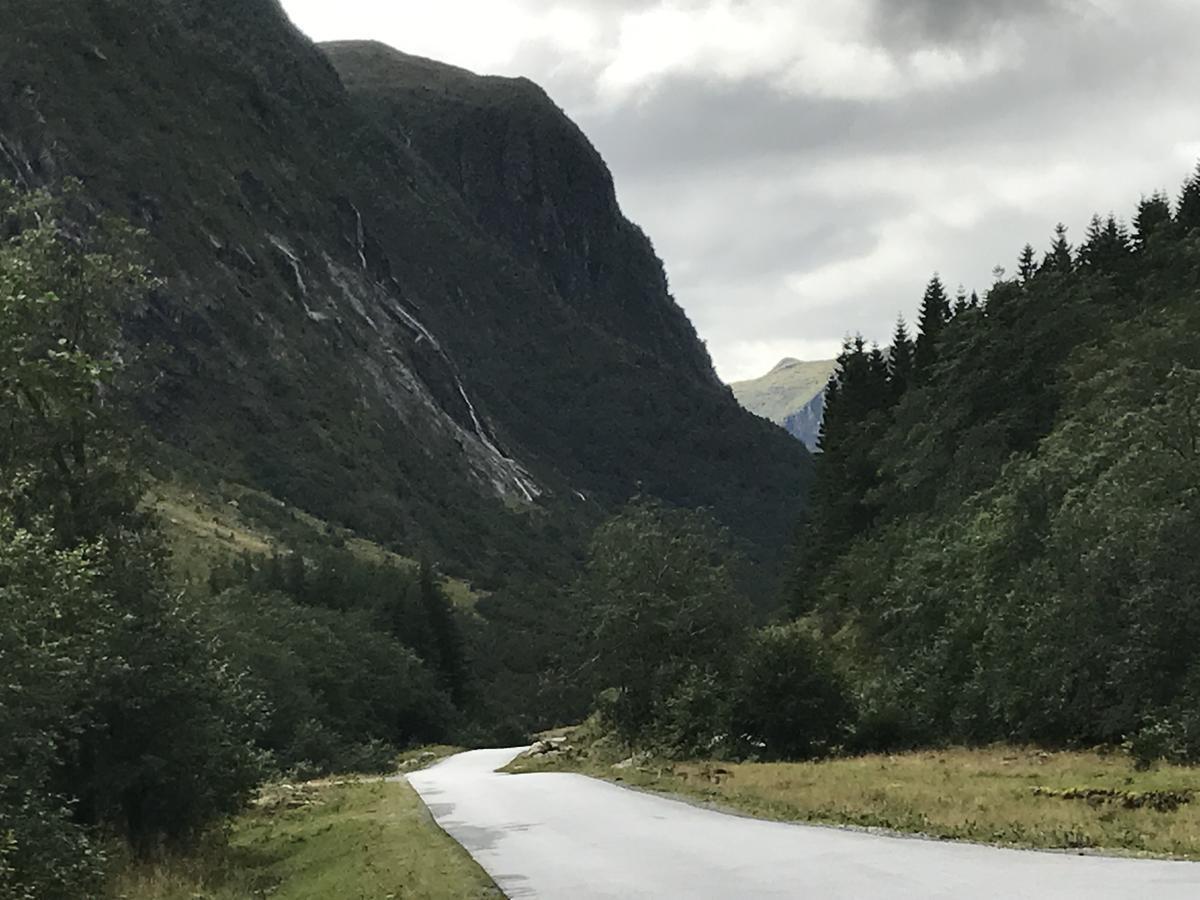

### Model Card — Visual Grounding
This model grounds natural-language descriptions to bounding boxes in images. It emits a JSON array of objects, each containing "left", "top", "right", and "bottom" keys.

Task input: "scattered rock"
[
  {"left": 526, "top": 739, "right": 571, "bottom": 757},
  {"left": 253, "top": 782, "right": 325, "bottom": 813}
]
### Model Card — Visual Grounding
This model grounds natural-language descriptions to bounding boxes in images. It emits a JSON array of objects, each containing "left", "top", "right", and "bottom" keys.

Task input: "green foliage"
[
  {"left": 201, "top": 586, "right": 456, "bottom": 776},
  {"left": 0, "top": 182, "right": 260, "bottom": 895},
  {"left": 0, "top": 518, "right": 108, "bottom": 899},
  {"left": 791, "top": 335, "right": 893, "bottom": 613},
  {"left": 205, "top": 545, "right": 468, "bottom": 765},
  {"left": 729, "top": 623, "right": 854, "bottom": 760},
  {"left": 0, "top": 181, "right": 148, "bottom": 542},
  {"left": 796, "top": 164, "right": 1200, "bottom": 758},
  {"left": 581, "top": 502, "right": 748, "bottom": 752}
]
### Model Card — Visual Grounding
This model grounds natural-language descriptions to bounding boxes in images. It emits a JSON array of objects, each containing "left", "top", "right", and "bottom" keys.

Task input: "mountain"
[
  {"left": 0, "top": 0, "right": 810, "bottom": 587},
  {"left": 730, "top": 358, "right": 836, "bottom": 449}
]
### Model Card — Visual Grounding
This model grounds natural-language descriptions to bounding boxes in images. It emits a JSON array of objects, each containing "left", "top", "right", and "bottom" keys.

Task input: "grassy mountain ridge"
[
  {"left": 731, "top": 358, "right": 835, "bottom": 449},
  {"left": 0, "top": 0, "right": 809, "bottom": 587}
]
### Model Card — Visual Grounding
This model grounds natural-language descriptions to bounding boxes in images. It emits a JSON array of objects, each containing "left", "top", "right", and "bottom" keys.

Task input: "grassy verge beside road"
[
  {"left": 506, "top": 727, "right": 1200, "bottom": 859},
  {"left": 109, "top": 754, "right": 496, "bottom": 900}
]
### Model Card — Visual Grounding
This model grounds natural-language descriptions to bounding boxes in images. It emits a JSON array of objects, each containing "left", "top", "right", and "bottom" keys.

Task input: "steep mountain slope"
[
  {"left": 731, "top": 359, "right": 836, "bottom": 449},
  {"left": 320, "top": 40, "right": 808, "bottom": 564},
  {"left": 324, "top": 42, "right": 713, "bottom": 383},
  {"left": 0, "top": 0, "right": 811, "bottom": 585},
  {"left": 0, "top": 0, "right": 809, "bottom": 583}
]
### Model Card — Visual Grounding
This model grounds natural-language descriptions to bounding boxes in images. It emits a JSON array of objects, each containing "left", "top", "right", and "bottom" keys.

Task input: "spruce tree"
[
  {"left": 888, "top": 318, "right": 915, "bottom": 400},
  {"left": 953, "top": 285, "right": 969, "bottom": 316},
  {"left": 914, "top": 275, "right": 950, "bottom": 377},
  {"left": 1133, "top": 192, "right": 1173, "bottom": 250},
  {"left": 816, "top": 373, "right": 839, "bottom": 455},
  {"left": 1017, "top": 244, "right": 1037, "bottom": 283},
  {"left": 1045, "top": 223, "right": 1073, "bottom": 273},
  {"left": 418, "top": 559, "right": 467, "bottom": 704},
  {"left": 867, "top": 342, "right": 889, "bottom": 394},
  {"left": 1179, "top": 162, "right": 1200, "bottom": 231},
  {"left": 1078, "top": 214, "right": 1131, "bottom": 273}
]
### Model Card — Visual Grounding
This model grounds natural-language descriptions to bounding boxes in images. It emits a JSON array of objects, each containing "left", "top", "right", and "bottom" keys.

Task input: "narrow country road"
[{"left": 408, "top": 748, "right": 1200, "bottom": 899}]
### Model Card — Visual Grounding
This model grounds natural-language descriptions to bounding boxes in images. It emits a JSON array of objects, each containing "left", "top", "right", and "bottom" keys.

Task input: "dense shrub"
[
  {"left": 582, "top": 502, "right": 748, "bottom": 753},
  {"left": 729, "top": 623, "right": 854, "bottom": 760},
  {"left": 201, "top": 587, "right": 457, "bottom": 775}
]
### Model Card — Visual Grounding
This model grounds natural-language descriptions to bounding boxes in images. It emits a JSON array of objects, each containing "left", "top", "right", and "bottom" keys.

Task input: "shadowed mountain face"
[
  {"left": 324, "top": 41, "right": 717, "bottom": 384},
  {"left": 731, "top": 359, "right": 836, "bottom": 450},
  {"left": 0, "top": 2, "right": 809, "bottom": 583}
]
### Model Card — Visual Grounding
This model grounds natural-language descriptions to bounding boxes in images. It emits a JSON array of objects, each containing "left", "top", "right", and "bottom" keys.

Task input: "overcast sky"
[{"left": 281, "top": 0, "right": 1200, "bottom": 382}]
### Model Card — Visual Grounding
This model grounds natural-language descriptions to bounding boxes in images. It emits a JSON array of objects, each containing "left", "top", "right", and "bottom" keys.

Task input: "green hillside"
[{"left": 791, "top": 182, "right": 1200, "bottom": 757}]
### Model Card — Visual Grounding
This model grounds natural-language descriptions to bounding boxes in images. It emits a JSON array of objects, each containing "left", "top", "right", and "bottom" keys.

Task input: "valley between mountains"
[{"left": 4, "top": 0, "right": 1200, "bottom": 897}]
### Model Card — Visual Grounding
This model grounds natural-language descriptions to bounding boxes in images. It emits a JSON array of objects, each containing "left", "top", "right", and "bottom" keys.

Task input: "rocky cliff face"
[
  {"left": 782, "top": 392, "right": 828, "bottom": 451},
  {"left": 0, "top": 0, "right": 809, "bottom": 581}
]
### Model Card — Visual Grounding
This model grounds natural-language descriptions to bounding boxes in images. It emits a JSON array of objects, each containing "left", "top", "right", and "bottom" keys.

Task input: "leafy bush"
[
  {"left": 0, "top": 182, "right": 262, "bottom": 889},
  {"left": 729, "top": 623, "right": 854, "bottom": 760},
  {"left": 0, "top": 781, "right": 103, "bottom": 900}
]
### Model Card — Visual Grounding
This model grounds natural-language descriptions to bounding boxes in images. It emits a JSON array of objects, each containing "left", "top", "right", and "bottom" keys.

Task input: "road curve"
[{"left": 408, "top": 748, "right": 1200, "bottom": 899}]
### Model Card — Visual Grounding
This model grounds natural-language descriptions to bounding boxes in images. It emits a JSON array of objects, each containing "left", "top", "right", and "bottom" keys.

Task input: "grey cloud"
[
  {"left": 869, "top": 0, "right": 1070, "bottom": 48},
  {"left": 667, "top": 200, "right": 1068, "bottom": 356},
  {"left": 498, "top": 0, "right": 1200, "bottom": 377},
  {"left": 638, "top": 186, "right": 901, "bottom": 285},
  {"left": 568, "top": 2, "right": 1199, "bottom": 182}
]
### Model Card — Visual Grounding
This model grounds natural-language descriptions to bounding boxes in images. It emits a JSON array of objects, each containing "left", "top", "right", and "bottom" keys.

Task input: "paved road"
[{"left": 408, "top": 748, "right": 1200, "bottom": 899}]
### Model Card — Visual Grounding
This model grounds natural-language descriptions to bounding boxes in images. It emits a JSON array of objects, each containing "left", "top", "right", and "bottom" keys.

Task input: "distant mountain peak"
[
  {"left": 730, "top": 358, "right": 836, "bottom": 450},
  {"left": 768, "top": 357, "right": 803, "bottom": 374}
]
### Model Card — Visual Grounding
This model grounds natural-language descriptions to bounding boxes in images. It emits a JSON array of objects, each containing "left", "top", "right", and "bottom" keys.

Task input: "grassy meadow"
[{"left": 507, "top": 732, "right": 1200, "bottom": 859}]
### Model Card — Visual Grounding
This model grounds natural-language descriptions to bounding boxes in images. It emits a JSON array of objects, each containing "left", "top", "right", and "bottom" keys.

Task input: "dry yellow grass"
[
  {"left": 510, "top": 738, "right": 1200, "bottom": 859},
  {"left": 151, "top": 485, "right": 274, "bottom": 583}
]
